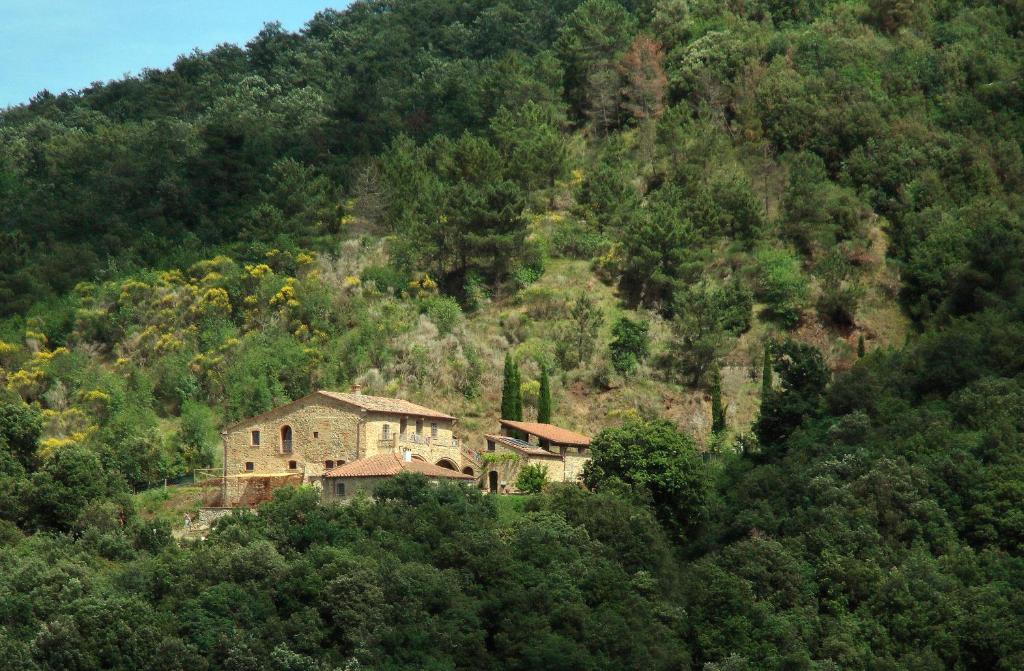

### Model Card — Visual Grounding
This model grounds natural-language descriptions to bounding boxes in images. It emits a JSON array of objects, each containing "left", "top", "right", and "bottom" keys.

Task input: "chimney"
[
  {"left": 402, "top": 449, "right": 412, "bottom": 462},
  {"left": 351, "top": 383, "right": 362, "bottom": 395}
]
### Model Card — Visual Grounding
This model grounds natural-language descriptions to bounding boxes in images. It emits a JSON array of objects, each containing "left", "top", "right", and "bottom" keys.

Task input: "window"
[
  {"left": 416, "top": 418, "right": 423, "bottom": 435},
  {"left": 335, "top": 482, "right": 345, "bottom": 497},
  {"left": 431, "top": 422, "right": 438, "bottom": 438},
  {"left": 281, "top": 425, "right": 293, "bottom": 453},
  {"left": 288, "top": 460, "right": 297, "bottom": 470},
  {"left": 400, "top": 417, "right": 407, "bottom": 435},
  {"left": 487, "top": 439, "right": 495, "bottom": 452},
  {"left": 245, "top": 462, "right": 254, "bottom": 471},
  {"left": 382, "top": 424, "right": 390, "bottom": 440},
  {"left": 313, "top": 431, "right": 319, "bottom": 438},
  {"left": 325, "top": 460, "right": 334, "bottom": 469},
  {"left": 251, "top": 430, "right": 260, "bottom": 446}
]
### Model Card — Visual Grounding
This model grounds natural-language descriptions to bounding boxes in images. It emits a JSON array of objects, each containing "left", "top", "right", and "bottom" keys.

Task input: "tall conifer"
[
  {"left": 538, "top": 366, "right": 552, "bottom": 423},
  {"left": 511, "top": 361, "right": 523, "bottom": 422},
  {"left": 711, "top": 367, "right": 726, "bottom": 434},
  {"left": 501, "top": 353, "right": 521, "bottom": 422}
]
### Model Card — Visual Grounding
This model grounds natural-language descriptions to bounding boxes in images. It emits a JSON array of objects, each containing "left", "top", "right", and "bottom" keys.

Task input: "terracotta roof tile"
[
  {"left": 485, "top": 434, "right": 563, "bottom": 458},
  {"left": 323, "top": 453, "right": 474, "bottom": 480},
  {"left": 318, "top": 391, "right": 455, "bottom": 420},
  {"left": 497, "top": 420, "right": 590, "bottom": 446}
]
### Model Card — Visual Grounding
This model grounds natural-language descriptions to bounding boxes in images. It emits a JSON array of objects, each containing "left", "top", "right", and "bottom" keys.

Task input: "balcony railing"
[
  {"left": 377, "top": 433, "right": 460, "bottom": 450},
  {"left": 282, "top": 439, "right": 293, "bottom": 453},
  {"left": 460, "top": 444, "right": 481, "bottom": 465}
]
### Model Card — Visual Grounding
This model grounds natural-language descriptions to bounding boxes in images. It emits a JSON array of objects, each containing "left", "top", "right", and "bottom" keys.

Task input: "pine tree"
[
  {"left": 761, "top": 341, "right": 773, "bottom": 402},
  {"left": 857, "top": 334, "right": 866, "bottom": 358},
  {"left": 537, "top": 366, "right": 552, "bottom": 424},
  {"left": 711, "top": 367, "right": 726, "bottom": 434},
  {"left": 619, "top": 34, "right": 667, "bottom": 122},
  {"left": 501, "top": 353, "right": 522, "bottom": 422}
]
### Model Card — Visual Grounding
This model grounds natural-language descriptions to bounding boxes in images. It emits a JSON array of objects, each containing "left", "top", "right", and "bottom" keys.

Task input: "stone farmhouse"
[
  {"left": 482, "top": 419, "right": 591, "bottom": 494},
  {"left": 216, "top": 386, "right": 476, "bottom": 506},
  {"left": 211, "top": 387, "right": 592, "bottom": 506}
]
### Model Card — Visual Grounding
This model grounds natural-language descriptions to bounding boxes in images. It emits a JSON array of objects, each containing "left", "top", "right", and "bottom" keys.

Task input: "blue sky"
[{"left": 0, "top": 1, "right": 348, "bottom": 108}]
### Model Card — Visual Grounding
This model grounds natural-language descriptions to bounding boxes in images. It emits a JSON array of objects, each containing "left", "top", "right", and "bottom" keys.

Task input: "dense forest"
[{"left": 1, "top": 0, "right": 1024, "bottom": 668}]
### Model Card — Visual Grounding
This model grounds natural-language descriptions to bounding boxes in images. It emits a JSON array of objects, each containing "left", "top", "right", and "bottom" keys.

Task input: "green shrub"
[
  {"left": 754, "top": 247, "right": 810, "bottom": 328},
  {"left": 512, "top": 264, "right": 544, "bottom": 290},
  {"left": 609, "top": 316, "right": 650, "bottom": 375},
  {"left": 550, "top": 221, "right": 611, "bottom": 259},
  {"left": 361, "top": 265, "right": 408, "bottom": 294},
  {"left": 423, "top": 295, "right": 463, "bottom": 335},
  {"left": 515, "top": 464, "right": 549, "bottom": 494}
]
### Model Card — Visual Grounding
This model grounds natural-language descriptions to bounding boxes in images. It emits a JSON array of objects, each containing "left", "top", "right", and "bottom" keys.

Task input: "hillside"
[{"left": 1, "top": 0, "right": 1023, "bottom": 669}]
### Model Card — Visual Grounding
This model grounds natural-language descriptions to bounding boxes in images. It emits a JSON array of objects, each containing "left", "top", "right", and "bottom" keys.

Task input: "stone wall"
[
  {"left": 562, "top": 451, "right": 589, "bottom": 484},
  {"left": 223, "top": 473, "right": 304, "bottom": 507},
  {"left": 223, "top": 394, "right": 364, "bottom": 479},
  {"left": 480, "top": 442, "right": 565, "bottom": 493},
  {"left": 197, "top": 507, "right": 236, "bottom": 527},
  {"left": 319, "top": 475, "right": 388, "bottom": 501}
]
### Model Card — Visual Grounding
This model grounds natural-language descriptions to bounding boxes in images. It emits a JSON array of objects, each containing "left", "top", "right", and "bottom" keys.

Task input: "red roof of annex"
[{"left": 497, "top": 420, "right": 591, "bottom": 446}]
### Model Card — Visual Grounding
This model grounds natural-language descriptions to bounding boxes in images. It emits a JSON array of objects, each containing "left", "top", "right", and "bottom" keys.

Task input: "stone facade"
[
  {"left": 481, "top": 444, "right": 564, "bottom": 494},
  {"left": 221, "top": 391, "right": 464, "bottom": 491},
  {"left": 320, "top": 475, "right": 387, "bottom": 501},
  {"left": 223, "top": 393, "right": 363, "bottom": 479},
  {"left": 221, "top": 472, "right": 304, "bottom": 507},
  {"left": 562, "top": 449, "right": 589, "bottom": 483}
]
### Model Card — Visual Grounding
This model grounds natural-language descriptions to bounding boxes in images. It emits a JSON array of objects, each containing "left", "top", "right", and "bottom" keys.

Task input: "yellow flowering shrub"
[
  {"left": 155, "top": 333, "right": 185, "bottom": 352},
  {"left": 200, "top": 271, "right": 224, "bottom": 286},
  {"left": 118, "top": 279, "right": 151, "bottom": 304},
  {"left": 25, "top": 330, "right": 48, "bottom": 348},
  {"left": 245, "top": 263, "right": 272, "bottom": 279},
  {"left": 79, "top": 389, "right": 112, "bottom": 413},
  {"left": 32, "top": 347, "right": 68, "bottom": 365},
  {"left": 189, "top": 256, "right": 235, "bottom": 279},
  {"left": 7, "top": 368, "right": 45, "bottom": 399},
  {"left": 270, "top": 279, "right": 300, "bottom": 308},
  {"left": 158, "top": 269, "right": 185, "bottom": 285},
  {"left": 192, "top": 287, "right": 231, "bottom": 317}
]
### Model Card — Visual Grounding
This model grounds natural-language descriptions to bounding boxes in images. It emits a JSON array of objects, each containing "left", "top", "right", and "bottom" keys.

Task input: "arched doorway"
[
  {"left": 461, "top": 466, "right": 474, "bottom": 477},
  {"left": 436, "top": 458, "right": 458, "bottom": 471},
  {"left": 488, "top": 471, "right": 498, "bottom": 493},
  {"left": 281, "top": 425, "right": 293, "bottom": 453}
]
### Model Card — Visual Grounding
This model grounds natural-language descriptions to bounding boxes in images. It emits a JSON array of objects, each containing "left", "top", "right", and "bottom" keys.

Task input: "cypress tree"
[
  {"left": 711, "top": 367, "right": 726, "bottom": 434},
  {"left": 761, "top": 341, "right": 773, "bottom": 401},
  {"left": 511, "top": 361, "right": 523, "bottom": 422},
  {"left": 857, "top": 334, "right": 866, "bottom": 358},
  {"left": 537, "top": 366, "right": 552, "bottom": 423},
  {"left": 501, "top": 353, "right": 521, "bottom": 421}
]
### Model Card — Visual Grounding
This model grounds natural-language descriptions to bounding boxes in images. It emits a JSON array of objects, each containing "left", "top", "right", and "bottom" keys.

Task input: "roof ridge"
[{"left": 496, "top": 420, "right": 590, "bottom": 446}]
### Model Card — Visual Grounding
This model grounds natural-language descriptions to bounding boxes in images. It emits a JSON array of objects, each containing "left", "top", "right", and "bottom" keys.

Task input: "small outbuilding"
[{"left": 480, "top": 420, "right": 591, "bottom": 493}]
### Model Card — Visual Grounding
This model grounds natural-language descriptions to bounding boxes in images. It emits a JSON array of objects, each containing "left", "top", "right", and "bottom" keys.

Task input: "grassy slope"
[
  {"left": 135, "top": 485, "right": 204, "bottom": 529},
  {"left": 403, "top": 223, "right": 908, "bottom": 452}
]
